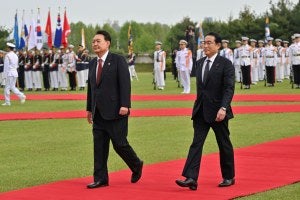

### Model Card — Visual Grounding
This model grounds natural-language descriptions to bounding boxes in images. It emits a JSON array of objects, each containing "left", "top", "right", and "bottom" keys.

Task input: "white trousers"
[
  {"left": 77, "top": 70, "right": 86, "bottom": 87},
  {"left": 258, "top": 63, "right": 265, "bottom": 81},
  {"left": 180, "top": 70, "right": 190, "bottom": 93},
  {"left": 234, "top": 65, "right": 241, "bottom": 82},
  {"left": 4, "top": 76, "right": 25, "bottom": 104},
  {"left": 32, "top": 71, "right": 42, "bottom": 89},
  {"left": 25, "top": 71, "right": 33, "bottom": 89},
  {"left": 284, "top": 63, "right": 291, "bottom": 78},
  {"left": 129, "top": 65, "right": 138, "bottom": 81},
  {"left": 0, "top": 72, "right": 5, "bottom": 86},
  {"left": 58, "top": 67, "right": 68, "bottom": 89},
  {"left": 83, "top": 69, "right": 89, "bottom": 84},
  {"left": 276, "top": 63, "right": 284, "bottom": 81},
  {"left": 50, "top": 71, "right": 59, "bottom": 89},
  {"left": 154, "top": 66, "right": 165, "bottom": 87},
  {"left": 251, "top": 63, "right": 259, "bottom": 83}
]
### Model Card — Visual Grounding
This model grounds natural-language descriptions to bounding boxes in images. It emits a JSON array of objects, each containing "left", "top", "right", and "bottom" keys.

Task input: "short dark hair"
[
  {"left": 205, "top": 32, "right": 222, "bottom": 44},
  {"left": 96, "top": 30, "right": 111, "bottom": 43}
]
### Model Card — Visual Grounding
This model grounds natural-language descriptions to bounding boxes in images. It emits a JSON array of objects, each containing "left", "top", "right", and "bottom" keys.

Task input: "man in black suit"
[
  {"left": 86, "top": 30, "right": 143, "bottom": 189},
  {"left": 176, "top": 32, "right": 235, "bottom": 190}
]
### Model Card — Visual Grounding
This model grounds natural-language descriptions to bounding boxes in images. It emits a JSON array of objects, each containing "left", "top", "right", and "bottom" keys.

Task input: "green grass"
[{"left": 0, "top": 72, "right": 299, "bottom": 198}]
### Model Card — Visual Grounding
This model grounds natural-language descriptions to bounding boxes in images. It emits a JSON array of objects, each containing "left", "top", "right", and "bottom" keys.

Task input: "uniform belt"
[
  {"left": 241, "top": 56, "right": 250, "bottom": 58},
  {"left": 293, "top": 54, "right": 300, "bottom": 56},
  {"left": 266, "top": 56, "right": 274, "bottom": 58}
]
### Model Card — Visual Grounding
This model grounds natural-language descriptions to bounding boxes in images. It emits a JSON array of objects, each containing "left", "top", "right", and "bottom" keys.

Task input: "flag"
[
  {"left": 54, "top": 12, "right": 62, "bottom": 48},
  {"left": 36, "top": 8, "right": 43, "bottom": 50},
  {"left": 197, "top": 20, "right": 204, "bottom": 46},
  {"left": 265, "top": 16, "right": 270, "bottom": 39},
  {"left": 81, "top": 28, "right": 85, "bottom": 48},
  {"left": 61, "top": 9, "right": 71, "bottom": 48},
  {"left": 28, "top": 11, "right": 36, "bottom": 50},
  {"left": 19, "top": 10, "right": 26, "bottom": 49},
  {"left": 13, "top": 12, "right": 20, "bottom": 49},
  {"left": 45, "top": 10, "right": 52, "bottom": 48},
  {"left": 128, "top": 23, "right": 133, "bottom": 53}
]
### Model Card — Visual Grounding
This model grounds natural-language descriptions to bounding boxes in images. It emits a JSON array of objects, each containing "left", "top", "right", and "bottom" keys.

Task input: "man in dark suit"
[
  {"left": 86, "top": 30, "right": 143, "bottom": 189},
  {"left": 175, "top": 32, "right": 235, "bottom": 190}
]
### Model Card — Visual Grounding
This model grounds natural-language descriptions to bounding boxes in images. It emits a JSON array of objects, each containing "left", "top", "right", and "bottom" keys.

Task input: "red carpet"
[
  {"left": 0, "top": 136, "right": 299, "bottom": 200},
  {"left": 1, "top": 104, "right": 300, "bottom": 121},
  {"left": 1, "top": 94, "right": 300, "bottom": 102}
]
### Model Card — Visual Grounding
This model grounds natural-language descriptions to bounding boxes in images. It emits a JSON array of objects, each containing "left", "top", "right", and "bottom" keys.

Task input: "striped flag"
[
  {"left": 36, "top": 8, "right": 43, "bottom": 50},
  {"left": 13, "top": 12, "right": 20, "bottom": 49},
  {"left": 19, "top": 10, "right": 26, "bottom": 49},
  {"left": 128, "top": 23, "right": 133, "bottom": 53},
  {"left": 61, "top": 9, "right": 71, "bottom": 48},
  {"left": 54, "top": 11, "right": 62, "bottom": 48},
  {"left": 197, "top": 20, "right": 204, "bottom": 46},
  {"left": 28, "top": 10, "right": 36, "bottom": 50},
  {"left": 45, "top": 10, "right": 53, "bottom": 48},
  {"left": 265, "top": 16, "right": 270, "bottom": 39}
]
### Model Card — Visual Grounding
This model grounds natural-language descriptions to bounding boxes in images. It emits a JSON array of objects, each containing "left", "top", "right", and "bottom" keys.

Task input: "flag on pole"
[
  {"left": 128, "top": 23, "right": 133, "bottom": 53},
  {"left": 28, "top": 10, "right": 36, "bottom": 51},
  {"left": 197, "top": 20, "right": 204, "bottom": 46},
  {"left": 61, "top": 9, "right": 71, "bottom": 48},
  {"left": 265, "top": 16, "right": 270, "bottom": 39},
  {"left": 19, "top": 10, "right": 26, "bottom": 49},
  {"left": 45, "top": 9, "right": 52, "bottom": 48},
  {"left": 54, "top": 11, "right": 62, "bottom": 48},
  {"left": 13, "top": 12, "right": 20, "bottom": 49},
  {"left": 36, "top": 8, "right": 43, "bottom": 50},
  {"left": 81, "top": 28, "right": 85, "bottom": 48}
]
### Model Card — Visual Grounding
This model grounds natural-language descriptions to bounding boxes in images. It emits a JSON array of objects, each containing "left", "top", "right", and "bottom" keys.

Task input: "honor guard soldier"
[
  {"left": 76, "top": 45, "right": 86, "bottom": 90},
  {"left": 41, "top": 48, "right": 50, "bottom": 91},
  {"left": 49, "top": 48, "right": 59, "bottom": 91},
  {"left": 233, "top": 40, "right": 241, "bottom": 82},
  {"left": 196, "top": 41, "right": 205, "bottom": 61},
  {"left": 289, "top": 33, "right": 300, "bottom": 88},
  {"left": 24, "top": 50, "right": 33, "bottom": 91},
  {"left": 250, "top": 39, "right": 259, "bottom": 84},
  {"left": 32, "top": 50, "right": 42, "bottom": 91},
  {"left": 239, "top": 37, "right": 252, "bottom": 89},
  {"left": 59, "top": 47, "right": 68, "bottom": 91},
  {"left": 176, "top": 40, "right": 193, "bottom": 93},
  {"left": 257, "top": 40, "right": 266, "bottom": 81},
  {"left": 0, "top": 50, "right": 5, "bottom": 87},
  {"left": 128, "top": 52, "right": 138, "bottom": 81},
  {"left": 1, "top": 43, "right": 26, "bottom": 106},
  {"left": 17, "top": 50, "right": 25, "bottom": 91},
  {"left": 263, "top": 37, "right": 277, "bottom": 86},
  {"left": 220, "top": 40, "right": 233, "bottom": 64},
  {"left": 275, "top": 38, "right": 284, "bottom": 82},
  {"left": 82, "top": 49, "right": 90, "bottom": 85},
  {"left": 67, "top": 45, "right": 77, "bottom": 91},
  {"left": 153, "top": 41, "right": 166, "bottom": 90},
  {"left": 282, "top": 41, "right": 290, "bottom": 79}
]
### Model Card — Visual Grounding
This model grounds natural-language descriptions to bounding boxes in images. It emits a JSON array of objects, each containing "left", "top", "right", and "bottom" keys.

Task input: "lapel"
[
  {"left": 203, "top": 55, "right": 221, "bottom": 86},
  {"left": 197, "top": 57, "right": 206, "bottom": 85},
  {"left": 98, "top": 52, "right": 112, "bottom": 85}
]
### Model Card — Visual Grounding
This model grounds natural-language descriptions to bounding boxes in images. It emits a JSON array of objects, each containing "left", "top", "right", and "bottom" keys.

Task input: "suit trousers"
[
  {"left": 92, "top": 109, "right": 141, "bottom": 182},
  {"left": 182, "top": 109, "right": 235, "bottom": 181}
]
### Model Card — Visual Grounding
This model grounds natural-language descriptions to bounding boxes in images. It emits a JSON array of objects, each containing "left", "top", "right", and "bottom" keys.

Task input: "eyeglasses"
[{"left": 203, "top": 41, "right": 216, "bottom": 45}]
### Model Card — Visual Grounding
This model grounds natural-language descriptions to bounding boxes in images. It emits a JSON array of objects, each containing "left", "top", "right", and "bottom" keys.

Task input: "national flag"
[
  {"left": 197, "top": 20, "right": 204, "bottom": 46},
  {"left": 36, "top": 8, "right": 43, "bottom": 50},
  {"left": 28, "top": 11, "right": 36, "bottom": 50},
  {"left": 54, "top": 12, "right": 62, "bottom": 48},
  {"left": 265, "top": 16, "right": 270, "bottom": 39},
  {"left": 81, "top": 28, "right": 85, "bottom": 48},
  {"left": 61, "top": 9, "right": 71, "bottom": 48},
  {"left": 45, "top": 10, "right": 52, "bottom": 48},
  {"left": 128, "top": 23, "right": 133, "bottom": 53},
  {"left": 19, "top": 10, "right": 26, "bottom": 49},
  {"left": 13, "top": 12, "right": 20, "bottom": 49}
]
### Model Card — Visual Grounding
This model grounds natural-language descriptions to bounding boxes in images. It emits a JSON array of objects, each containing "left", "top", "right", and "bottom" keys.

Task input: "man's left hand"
[
  {"left": 215, "top": 109, "right": 226, "bottom": 122},
  {"left": 119, "top": 107, "right": 129, "bottom": 116}
]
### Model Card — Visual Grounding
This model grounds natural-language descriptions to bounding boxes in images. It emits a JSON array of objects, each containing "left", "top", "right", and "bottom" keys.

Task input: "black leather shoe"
[
  {"left": 218, "top": 178, "right": 235, "bottom": 187},
  {"left": 87, "top": 181, "right": 109, "bottom": 189},
  {"left": 175, "top": 178, "right": 198, "bottom": 190},
  {"left": 131, "top": 160, "right": 143, "bottom": 183}
]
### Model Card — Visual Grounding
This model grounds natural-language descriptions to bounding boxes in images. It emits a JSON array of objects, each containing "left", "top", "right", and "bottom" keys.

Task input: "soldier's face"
[{"left": 92, "top": 34, "right": 110, "bottom": 55}]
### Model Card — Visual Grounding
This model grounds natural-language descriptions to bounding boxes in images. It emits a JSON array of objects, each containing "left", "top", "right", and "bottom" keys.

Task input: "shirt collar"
[
  {"left": 98, "top": 50, "right": 109, "bottom": 63},
  {"left": 205, "top": 53, "right": 218, "bottom": 64}
]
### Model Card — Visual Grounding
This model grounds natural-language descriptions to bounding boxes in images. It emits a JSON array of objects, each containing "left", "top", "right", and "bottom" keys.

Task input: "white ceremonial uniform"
[
  {"left": 239, "top": 44, "right": 252, "bottom": 86},
  {"left": 24, "top": 55, "right": 33, "bottom": 90},
  {"left": 251, "top": 48, "right": 259, "bottom": 83},
  {"left": 59, "top": 53, "right": 68, "bottom": 90},
  {"left": 32, "top": 55, "right": 42, "bottom": 89},
  {"left": 196, "top": 48, "right": 205, "bottom": 61},
  {"left": 67, "top": 51, "right": 76, "bottom": 72},
  {"left": 283, "top": 47, "right": 290, "bottom": 78},
  {"left": 233, "top": 48, "right": 241, "bottom": 82},
  {"left": 258, "top": 47, "right": 265, "bottom": 81},
  {"left": 220, "top": 48, "right": 233, "bottom": 64},
  {"left": 50, "top": 53, "right": 59, "bottom": 89},
  {"left": 154, "top": 50, "right": 166, "bottom": 89},
  {"left": 289, "top": 41, "right": 300, "bottom": 86},
  {"left": 276, "top": 46, "right": 284, "bottom": 82},
  {"left": 2, "top": 50, "right": 26, "bottom": 105},
  {"left": 176, "top": 48, "right": 193, "bottom": 93}
]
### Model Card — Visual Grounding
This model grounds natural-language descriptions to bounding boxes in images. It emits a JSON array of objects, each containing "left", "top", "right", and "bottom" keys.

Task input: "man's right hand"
[{"left": 87, "top": 111, "right": 93, "bottom": 124}]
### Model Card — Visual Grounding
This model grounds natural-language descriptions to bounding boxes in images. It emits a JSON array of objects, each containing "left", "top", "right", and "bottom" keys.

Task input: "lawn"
[{"left": 0, "top": 72, "right": 299, "bottom": 199}]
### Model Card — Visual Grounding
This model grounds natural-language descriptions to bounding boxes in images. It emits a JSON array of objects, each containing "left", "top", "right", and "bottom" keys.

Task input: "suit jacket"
[
  {"left": 86, "top": 52, "right": 131, "bottom": 120},
  {"left": 192, "top": 54, "right": 235, "bottom": 123}
]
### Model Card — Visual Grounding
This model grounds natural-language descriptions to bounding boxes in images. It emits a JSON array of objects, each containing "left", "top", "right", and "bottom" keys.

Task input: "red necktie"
[{"left": 96, "top": 59, "right": 102, "bottom": 85}]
